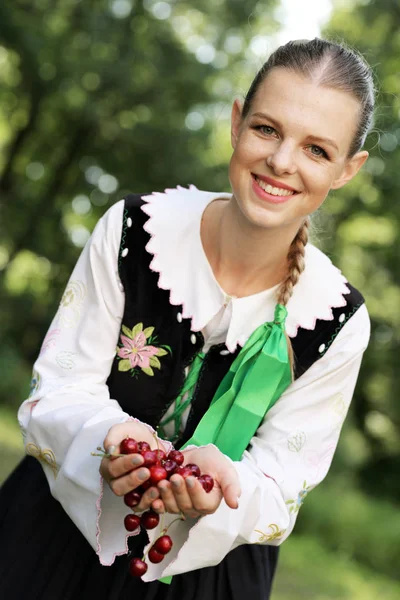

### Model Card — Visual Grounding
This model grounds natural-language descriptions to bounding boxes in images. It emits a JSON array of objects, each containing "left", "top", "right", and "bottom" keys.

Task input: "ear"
[
  {"left": 231, "top": 99, "right": 244, "bottom": 149},
  {"left": 331, "top": 150, "right": 369, "bottom": 190}
]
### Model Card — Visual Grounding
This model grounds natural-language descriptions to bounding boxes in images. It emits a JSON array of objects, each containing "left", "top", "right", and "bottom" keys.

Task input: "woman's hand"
[
  {"left": 151, "top": 445, "right": 241, "bottom": 519},
  {"left": 99, "top": 421, "right": 166, "bottom": 502}
]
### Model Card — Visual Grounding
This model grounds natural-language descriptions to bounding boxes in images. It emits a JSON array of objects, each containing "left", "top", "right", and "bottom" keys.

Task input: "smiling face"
[{"left": 229, "top": 68, "right": 368, "bottom": 233}]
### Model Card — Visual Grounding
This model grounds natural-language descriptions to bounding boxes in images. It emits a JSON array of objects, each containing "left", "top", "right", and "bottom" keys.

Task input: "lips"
[{"left": 252, "top": 172, "right": 299, "bottom": 193}]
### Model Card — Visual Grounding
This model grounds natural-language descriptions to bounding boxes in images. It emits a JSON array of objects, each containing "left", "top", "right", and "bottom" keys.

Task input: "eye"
[
  {"left": 308, "top": 145, "right": 329, "bottom": 159},
  {"left": 252, "top": 124, "right": 278, "bottom": 136}
]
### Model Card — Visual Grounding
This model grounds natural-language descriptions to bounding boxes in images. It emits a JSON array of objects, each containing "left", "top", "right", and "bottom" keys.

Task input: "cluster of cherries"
[{"left": 115, "top": 437, "right": 214, "bottom": 577}]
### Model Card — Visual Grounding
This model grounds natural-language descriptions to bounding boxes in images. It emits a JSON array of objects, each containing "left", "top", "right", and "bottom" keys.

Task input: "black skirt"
[{"left": 0, "top": 456, "right": 279, "bottom": 600}]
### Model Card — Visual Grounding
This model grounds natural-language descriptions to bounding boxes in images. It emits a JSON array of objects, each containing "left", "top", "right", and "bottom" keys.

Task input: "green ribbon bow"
[
  {"left": 159, "top": 304, "right": 292, "bottom": 584},
  {"left": 182, "top": 303, "right": 291, "bottom": 459}
]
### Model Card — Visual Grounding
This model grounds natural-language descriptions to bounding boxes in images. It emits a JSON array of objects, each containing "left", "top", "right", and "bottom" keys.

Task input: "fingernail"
[
  {"left": 186, "top": 477, "right": 195, "bottom": 489},
  {"left": 172, "top": 479, "right": 180, "bottom": 488},
  {"left": 138, "top": 469, "right": 148, "bottom": 481},
  {"left": 131, "top": 455, "right": 143, "bottom": 466},
  {"left": 106, "top": 445, "right": 116, "bottom": 455},
  {"left": 150, "top": 489, "right": 158, "bottom": 499}
]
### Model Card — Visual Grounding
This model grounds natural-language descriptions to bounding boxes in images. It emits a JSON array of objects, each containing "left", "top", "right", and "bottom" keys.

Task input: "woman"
[{"left": 0, "top": 38, "right": 374, "bottom": 599}]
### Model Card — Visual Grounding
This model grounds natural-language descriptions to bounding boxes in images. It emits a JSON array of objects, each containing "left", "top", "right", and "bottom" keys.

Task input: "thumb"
[{"left": 218, "top": 467, "right": 241, "bottom": 510}]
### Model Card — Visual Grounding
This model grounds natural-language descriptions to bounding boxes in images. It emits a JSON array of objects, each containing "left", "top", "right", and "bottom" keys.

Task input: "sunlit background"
[{"left": 0, "top": 1, "right": 399, "bottom": 598}]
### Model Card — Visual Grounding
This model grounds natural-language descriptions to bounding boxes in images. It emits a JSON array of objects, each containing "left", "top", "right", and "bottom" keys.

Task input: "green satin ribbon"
[
  {"left": 157, "top": 352, "right": 205, "bottom": 443},
  {"left": 159, "top": 304, "right": 292, "bottom": 585},
  {"left": 182, "top": 303, "right": 291, "bottom": 460}
]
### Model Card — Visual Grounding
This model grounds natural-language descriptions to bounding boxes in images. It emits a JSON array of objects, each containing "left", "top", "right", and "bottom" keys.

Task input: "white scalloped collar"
[{"left": 141, "top": 185, "right": 349, "bottom": 351}]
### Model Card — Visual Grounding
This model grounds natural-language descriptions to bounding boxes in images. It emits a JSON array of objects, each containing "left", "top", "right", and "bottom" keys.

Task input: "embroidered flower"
[
  {"left": 285, "top": 480, "right": 314, "bottom": 515},
  {"left": 116, "top": 322, "right": 170, "bottom": 376}
]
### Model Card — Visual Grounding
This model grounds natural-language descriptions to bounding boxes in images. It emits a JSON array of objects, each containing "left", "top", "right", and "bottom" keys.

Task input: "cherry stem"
[{"left": 91, "top": 451, "right": 125, "bottom": 459}]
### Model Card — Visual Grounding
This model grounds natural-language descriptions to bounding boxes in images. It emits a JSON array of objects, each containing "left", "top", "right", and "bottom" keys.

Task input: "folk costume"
[{"left": 0, "top": 186, "right": 369, "bottom": 600}]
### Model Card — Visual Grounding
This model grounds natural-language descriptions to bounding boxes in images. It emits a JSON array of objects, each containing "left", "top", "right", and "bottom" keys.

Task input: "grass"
[{"left": 273, "top": 534, "right": 400, "bottom": 599}]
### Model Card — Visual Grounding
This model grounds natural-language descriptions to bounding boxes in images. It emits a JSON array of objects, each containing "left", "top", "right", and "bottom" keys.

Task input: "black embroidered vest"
[{"left": 106, "top": 194, "right": 365, "bottom": 448}]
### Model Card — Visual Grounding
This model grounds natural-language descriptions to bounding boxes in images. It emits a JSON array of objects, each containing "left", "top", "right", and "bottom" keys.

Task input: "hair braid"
[
  {"left": 277, "top": 217, "right": 310, "bottom": 306},
  {"left": 277, "top": 217, "right": 310, "bottom": 376}
]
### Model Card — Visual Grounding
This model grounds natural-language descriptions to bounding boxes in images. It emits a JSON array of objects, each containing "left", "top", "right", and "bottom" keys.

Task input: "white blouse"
[{"left": 18, "top": 185, "right": 370, "bottom": 581}]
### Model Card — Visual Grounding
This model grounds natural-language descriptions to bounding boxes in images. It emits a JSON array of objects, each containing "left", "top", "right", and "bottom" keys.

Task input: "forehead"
[{"left": 249, "top": 68, "right": 361, "bottom": 152}]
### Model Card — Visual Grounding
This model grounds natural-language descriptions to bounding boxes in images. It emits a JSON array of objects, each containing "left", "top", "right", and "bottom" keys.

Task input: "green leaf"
[
  {"left": 118, "top": 359, "right": 132, "bottom": 372},
  {"left": 131, "top": 322, "right": 143, "bottom": 338},
  {"left": 143, "top": 326, "right": 155, "bottom": 339},
  {"left": 141, "top": 366, "right": 154, "bottom": 376},
  {"left": 121, "top": 325, "right": 133, "bottom": 338},
  {"left": 156, "top": 348, "right": 168, "bottom": 356},
  {"left": 149, "top": 356, "right": 161, "bottom": 369}
]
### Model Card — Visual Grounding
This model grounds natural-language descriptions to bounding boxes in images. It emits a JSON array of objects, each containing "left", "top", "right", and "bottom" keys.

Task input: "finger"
[
  {"left": 168, "top": 475, "right": 199, "bottom": 518},
  {"left": 157, "top": 480, "right": 181, "bottom": 514},
  {"left": 108, "top": 467, "right": 150, "bottom": 497},
  {"left": 150, "top": 498, "right": 166, "bottom": 514},
  {"left": 218, "top": 470, "right": 241, "bottom": 509},
  {"left": 186, "top": 477, "right": 221, "bottom": 515},
  {"left": 134, "top": 486, "right": 160, "bottom": 513},
  {"left": 100, "top": 453, "right": 144, "bottom": 482}
]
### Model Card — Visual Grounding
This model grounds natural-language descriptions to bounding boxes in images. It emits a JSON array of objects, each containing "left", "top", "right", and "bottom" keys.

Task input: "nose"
[{"left": 267, "top": 140, "right": 297, "bottom": 175}]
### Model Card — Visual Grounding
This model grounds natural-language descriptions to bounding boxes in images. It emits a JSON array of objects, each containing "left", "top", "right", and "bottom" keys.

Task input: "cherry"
[
  {"left": 120, "top": 437, "right": 139, "bottom": 455},
  {"left": 137, "top": 441, "right": 151, "bottom": 453},
  {"left": 148, "top": 547, "right": 165, "bottom": 564},
  {"left": 149, "top": 465, "right": 167, "bottom": 485},
  {"left": 140, "top": 510, "right": 160, "bottom": 530},
  {"left": 129, "top": 557, "right": 148, "bottom": 577},
  {"left": 124, "top": 490, "right": 142, "bottom": 508},
  {"left": 198, "top": 474, "right": 214, "bottom": 493},
  {"left": 124, "top": 514, "right": 141, "bottom": 531},
  {"left": 141, "top": 450, "right": 158, "bottom": 467},
  {"left": 168, "top": 450, "right": 184, "bottom": 466},
  {"left": 185, "top": 463, "right": 201, "bottom": 478},
  {"left": 163, "top": 459, "right": 178, "bottom": 477},
  {"left": 175, "top": 466, "right": 192, "bottom": 479},
  {"left": 155, "top": 449, "right": 167, "bottom": 462},
  {"left": 153, "top": 535, "right": 173, "bottom": 555}
]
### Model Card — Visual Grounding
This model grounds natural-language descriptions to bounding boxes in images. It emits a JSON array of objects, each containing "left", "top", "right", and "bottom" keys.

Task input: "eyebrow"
[{"left": 251, "top": 111, "right": 339, "bottom": 152}]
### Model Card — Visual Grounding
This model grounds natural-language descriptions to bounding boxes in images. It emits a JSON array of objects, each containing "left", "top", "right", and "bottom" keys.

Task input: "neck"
[{"left": 201, "top": 197, "right": 302, "bottom": 298}]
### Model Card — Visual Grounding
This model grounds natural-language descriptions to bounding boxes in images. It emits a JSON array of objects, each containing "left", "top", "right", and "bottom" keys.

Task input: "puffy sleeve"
[
  {"left": 17, "top": 200, "right": 157, "bottom": 566},
  {"left": 141, "top": 304, "right": 370, "bottom": 580}
]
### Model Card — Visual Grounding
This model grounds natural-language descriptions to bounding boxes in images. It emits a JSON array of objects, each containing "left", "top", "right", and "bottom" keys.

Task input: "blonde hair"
[{"left": 276, "top": 217, "right": 310, "bottom": 376}]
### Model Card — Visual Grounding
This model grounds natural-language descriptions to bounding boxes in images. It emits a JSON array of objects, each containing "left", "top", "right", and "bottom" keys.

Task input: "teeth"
[{"left": 255, "top": 176, "right": 295, "bottom": 197}]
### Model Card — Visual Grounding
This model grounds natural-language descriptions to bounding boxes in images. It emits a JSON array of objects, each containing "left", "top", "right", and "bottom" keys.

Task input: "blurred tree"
[
  {"left": 0, "top": 0, "right": 278, "bottom": 400},
  {"left": 320, "top": 0, "right": 400, "bottom": 501}
]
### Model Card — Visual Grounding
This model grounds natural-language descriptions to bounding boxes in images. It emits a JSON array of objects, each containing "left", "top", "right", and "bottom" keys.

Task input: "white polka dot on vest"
[
  {"left": 190, "top": 334, "right": 197, "bottom": 344},
  {"left": 339, "top": 313, "right": 345, "bottom": 323},
  {"left": 121, "top": 248, "right": 129, "bottom": 257},
  {"left": 127, "top": 217, "right": 132, "bottom": 228},
  {"left": 177, "top": 312, "right": 183, "bottom": 323},
  {"left": 220, "top": 349, "right": 230, "bottom": 356},
  {"left": 318, "top": 344, "right": 326, "bottom": 353}
]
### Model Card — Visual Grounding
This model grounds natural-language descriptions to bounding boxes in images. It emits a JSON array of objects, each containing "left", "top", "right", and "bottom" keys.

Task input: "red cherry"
[
  {"left": 129, "top": 557, "right": 148, "bottom": 577},
  {"left": 141, "top": 510, "right": 160, "bottom": 530},
  {"left": 138, "top": 441, "right": 151, "bottom": 453},
  {"left": 141, "top": 450, "right": 158, "bottom": 467},
  {"left": 153, "top": 535, "right": 173, "bottom": 555},
  {"left": 185, "top": 463, "right": 201, "bottom": 478},
  {"left": 124, "top": 514, "right": 141, "bottom": 531},
  {"left": 163, "top": 459, "right": 178, "bottom": 477},
  {"left": 120, "top": 438, "right": 139, "bottom": 454},
  {"left": 124, "top": 490, "right": 142, "bottom": 508},
  {"left": 155, "top": 449, "right": 167, "bottom": 462},
  {"left": 198, "top": 474, "right": 214, "bottom": 493},
  {"left": 168, "top": 450, "right": 184, "bottom": 465},
  {"left": 149, "top": 465, "right": 167, "bottom": 485},
  {"left": 175, "top": 466, "right": 192, "bottom": 479},
  {"left": 148, "top": 547, "right": 165, "bottom": 564}
]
